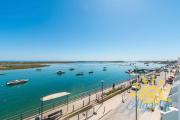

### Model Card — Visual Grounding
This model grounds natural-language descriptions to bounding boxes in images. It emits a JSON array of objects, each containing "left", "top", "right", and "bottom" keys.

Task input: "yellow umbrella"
[
  {"left": 157, "top": 80, "right": 164, "bottom": 86},
  {"left": 138, "top": 86, "right": 162, "bottom": 104}
]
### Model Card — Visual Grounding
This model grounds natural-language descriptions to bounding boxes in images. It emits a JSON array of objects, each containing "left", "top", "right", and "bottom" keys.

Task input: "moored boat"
[
  {"left": 57, "top": 71, "right": 65, "bottom": 75},
  {"left": 103, "top": 67, "right": 107, "bottom": 71},
  {"left": 89, "top": 71, "right": 94, "bottom": 74},
  {"left": 0, "top": 73, "right": 6, "bottom": 75},
  {"left": 69, "top": 68, "right": 75, "bottom": 71},
  {"left": 103, "top": 68, "right": 107, "bottom": 71},
  {"left": 36, "top": 68, "right": 42, "bottom": 71},
  {"left": 6, "top": 79, "right": 28, "bottom": 86},
  {"left": 76, "top": 72, "right": 84, "bottom": 76}
]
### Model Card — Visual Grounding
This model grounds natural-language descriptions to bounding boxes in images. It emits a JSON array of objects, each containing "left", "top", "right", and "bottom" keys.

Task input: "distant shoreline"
[
  {"left": 0, "top": 61, "right": 125, "bottom": 70},
  {"left": 0, "top": 60, "right": 175, "bottom": 70},
  {"left": 0, "top": 63, "right": 49, "bottom": 70}
]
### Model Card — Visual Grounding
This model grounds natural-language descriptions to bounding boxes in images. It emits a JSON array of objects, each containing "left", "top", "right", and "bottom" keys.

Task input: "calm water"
[{"left": 0, "top": 62, "right": 163, "bottom": 119}]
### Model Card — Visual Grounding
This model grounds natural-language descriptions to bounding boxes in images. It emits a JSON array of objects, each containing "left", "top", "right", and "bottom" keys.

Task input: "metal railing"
[{"left": 3, "top": 78, "right": 137, "bottom": 120}]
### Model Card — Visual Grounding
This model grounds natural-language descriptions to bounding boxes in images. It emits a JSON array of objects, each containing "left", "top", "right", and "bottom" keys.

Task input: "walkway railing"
[{"left": 4, "top": 77, "right": 140, "bottom": 120}]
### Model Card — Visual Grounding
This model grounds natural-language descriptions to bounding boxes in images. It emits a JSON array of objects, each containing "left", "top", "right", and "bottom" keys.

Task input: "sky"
[{"left": 0, "top": 0, "right": 179, "bottom": 61}]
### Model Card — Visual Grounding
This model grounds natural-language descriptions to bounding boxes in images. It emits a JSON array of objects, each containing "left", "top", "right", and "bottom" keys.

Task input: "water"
[{"left": 0, "top": 62, "right": 163, "bottom": 119}]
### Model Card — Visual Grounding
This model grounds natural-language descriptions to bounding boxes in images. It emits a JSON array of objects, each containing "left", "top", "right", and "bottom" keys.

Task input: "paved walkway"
[
  {"left": 99, "top": 71, "right": 171, "bottom": 120},
  {"left": 27, "top": 78, "right": 131, "bottom": 120}
]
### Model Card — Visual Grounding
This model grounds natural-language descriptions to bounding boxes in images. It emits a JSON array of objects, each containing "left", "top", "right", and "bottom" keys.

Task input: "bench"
[{"left": 44, "top": 110, "right": 62, "bottom": 120}]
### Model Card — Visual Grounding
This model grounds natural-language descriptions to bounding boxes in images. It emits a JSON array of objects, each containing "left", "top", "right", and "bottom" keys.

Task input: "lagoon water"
[{"left": 0, "top": 62, "right": 163, "bottom": 119}]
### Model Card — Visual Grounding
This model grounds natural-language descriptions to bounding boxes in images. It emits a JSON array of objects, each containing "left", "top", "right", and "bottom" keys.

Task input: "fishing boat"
[
  {"left": 36, "top": 68, "right": 42, "bottom": 71},
  {"left": 6, "top": 79, "right": 28, "bottom": 86},
  {"left": 103, "top": 67, "right": 107, "bottom": 71},
  {"left": 69, "top": 68, "right": 75, "bottom": 71},
  {"left": 0, "top": 73, "right": 6, "bottom": 75},
  {"left": 56, "top": 71, "right": 65, "bottom": 75},
  {"left": 76, "top": 72, "right": 84, "bottom": 76},
  {"left": 103, "top": 68, "right": 107, "bottom": 71},
  {"left": 125, "top": 70, "right": 138, "bottom": 76},
  {"left": 89, "top": 71, "right": 94, "bottom": 74}
]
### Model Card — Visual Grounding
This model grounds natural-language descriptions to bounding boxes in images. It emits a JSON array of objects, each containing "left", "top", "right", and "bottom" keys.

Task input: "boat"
[
  {"left": 103, "top": 68, "right": 107, "bottom": 71},
  {"left": 89, "top": 71, "right": 94, "bottom": 74},
  {"left": 56, "top": 71, "right": 65, "bottom": 75},
  {"left": 69, "top": 68, "right": 75, "bottom": 71},
  {"left": 36, "top": 68, "right": 42, "bottom": 71},
  {"left": 76, "top": 72, "right": 84, "bottom": 76},
  {"left": 0, "top": 73, "right": 6, "bottom": 75},
  {"left": 6, "top": 79, "right": 28, "bottom": 86},
  {"left": 103, "top": 67, "right": 107, "bottom": 71},
  {"left": 125, "top": 70, "right": 138, "bottom": 76},
  {"left": 125, "top": 70, "right": 133, "bottom": 74}
]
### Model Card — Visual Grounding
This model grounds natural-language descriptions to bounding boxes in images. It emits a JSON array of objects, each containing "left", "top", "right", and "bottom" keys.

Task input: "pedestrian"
[{"left": 112, "top": 83, "right": 115, "bottom": 90}]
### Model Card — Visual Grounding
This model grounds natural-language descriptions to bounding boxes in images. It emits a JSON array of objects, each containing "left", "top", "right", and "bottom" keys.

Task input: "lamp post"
[
  {"left": 164, "top": 69, "right": 168, "bottom": 81},
  {"left": 128, "top": 73, "right": 131, "bottom": 93},
  {"left": 135, "top": 90, "right": 138, "bottom": 120},
  {"left": 67, "top": 95, "right": 69, "bottom": 112},
  {"left": 40, "top": 99, "right": 43, "bottom": 120},
  {"left": 101, "top": 80, "right": 104, "bottom": 104},
  {"left": 135, "top": 73, "right": 140, "bottom": 120}
]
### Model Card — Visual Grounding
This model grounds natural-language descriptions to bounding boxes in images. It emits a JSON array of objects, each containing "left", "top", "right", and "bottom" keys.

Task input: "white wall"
[
  {"left": 178, "top": 58, "right": 180, "bottom": 65},
  {"left": 178, "top": 83, "right": 180, "bottom": 120},
  {"left": 161, "top": 108, "right": 178, "bottom": 120}
]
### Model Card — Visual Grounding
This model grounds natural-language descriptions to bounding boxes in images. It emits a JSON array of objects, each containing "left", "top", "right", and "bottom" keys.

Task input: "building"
[{"left": 161, "top": 74, "right": 180, "bottom": 120}]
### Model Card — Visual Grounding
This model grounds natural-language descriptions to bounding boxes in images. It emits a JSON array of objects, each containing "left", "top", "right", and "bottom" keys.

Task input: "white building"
[{"left": 161, "top": 78, "right": 180, "bottom": 120}]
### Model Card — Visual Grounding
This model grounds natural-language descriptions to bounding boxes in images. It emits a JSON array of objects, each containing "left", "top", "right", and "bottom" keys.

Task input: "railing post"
[
  {"left": 78, "top": 114, "right": 79, "bottom": 120},
  {"left": 93, "top": 107, "right": 95, "bottom": 113},
  {"left": 86, "top": 110, "right": 88, "bottom": 119},
  {"left": 88, "top": 94, "right": 91, "bottom": 104},
  {"left": 53, "top": 102, "right": 55, "bottom": 110},
  {"left": 103, "top": 106, "right": 106, "bottom": 114},
  {"left": 38, "top": 108, "right": 41, "bottom": 115},
  {"left": 73, "top": 104, "right": 75, "bottom": 112},
  {"left": 20, "top": 114, "right": 23, "bottom": 120}
]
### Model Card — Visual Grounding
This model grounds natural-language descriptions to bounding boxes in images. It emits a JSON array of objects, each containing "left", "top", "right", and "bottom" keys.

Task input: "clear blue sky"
[{"left": 0, "top": 0, "right": 179, "bottom": 61}]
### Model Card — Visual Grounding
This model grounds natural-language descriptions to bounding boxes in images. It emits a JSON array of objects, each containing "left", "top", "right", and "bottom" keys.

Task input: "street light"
[
  {"left": 164, "top": 69, "right": 168, "bottom": 81},
  {"left": 135, "top": 89, "right": 138, "bottom": 120},
  {"left": 101, "top": 80, "right": 104, "bottom": 104},
  {"left": 135, "top": 73, "right": 140, "bottom": 120}
]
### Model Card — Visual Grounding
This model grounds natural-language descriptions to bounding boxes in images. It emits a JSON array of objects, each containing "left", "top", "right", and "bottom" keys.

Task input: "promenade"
[
  {"left": 96, "top": 72, "right": 172, "bottom": 120},
  {"left": 26, "top": 77, "right": 132, "bottom": 120},
  {"left": 66, "top": 69, "right": 174, "bottom": 120},
  {"left": 23, "top": 67, "right": 175, "bottom": 120}
]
